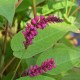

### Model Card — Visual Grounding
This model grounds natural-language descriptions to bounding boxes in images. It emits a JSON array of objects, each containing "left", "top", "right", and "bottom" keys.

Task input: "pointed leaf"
[
  {"left": 11, "top": 22, "right": 78, "bottom": 59},
  {"left": 0, "top": 0, "right": 17, "bottom": 25},
  {"left": 36, "top": 44, "right": 80, "bottom": 75}
]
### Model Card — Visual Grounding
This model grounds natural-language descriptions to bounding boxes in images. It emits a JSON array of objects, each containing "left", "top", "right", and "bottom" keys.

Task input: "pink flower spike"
[
  {"left": 38, "top": 67, "right": 43, "bottom": 74},
  {"left": 27, "top": 23, "right": 32, "bottom": 27},
  {"left": 31, "top": 19, "right": 37, "bottom": 25},
  {"left": 21, "top": 58, "right": 56, "bottom": 77},
  {"left": 37, "top": 24, "right": 42, "bottom": 29},
  {"left": 30, "top": 26, "right": 35, "bottom": 30},
  {"left": 29, "top": 40, "right": 33, "bottom": 45},
  {"left": 35, "top": 16, "right": 39, "bottom": 22},
  {"left": 22, "top": 31, "right": 26, "bottom": 36},
  {"left": 22, "top": 15, "right": 63, "bottom": 48},
  {"left": 40, "top": 15, "right": 45, "bottom": 20}
]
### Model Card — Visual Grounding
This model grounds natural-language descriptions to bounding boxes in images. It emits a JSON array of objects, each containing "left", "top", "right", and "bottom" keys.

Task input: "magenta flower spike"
[
  {"left": 35, "top": 16, "right": 39, "bottom": 22},
  {"left": 40, "top": 15, "right": 45, "bottom": 20},
  {"left": 21, "top": 58, "right": 56, "bottom": 77},
  {"left": 22, "top": 15, "right": 63, "bottom": 48},
  {"left": 31, "top": 19, "right": 37, "bottom": 25}
]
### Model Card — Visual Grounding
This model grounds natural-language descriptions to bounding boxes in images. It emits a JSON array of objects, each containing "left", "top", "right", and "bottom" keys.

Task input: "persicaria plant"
[{"left": 0, "top": 0, "right": 80, "bottom": 80}]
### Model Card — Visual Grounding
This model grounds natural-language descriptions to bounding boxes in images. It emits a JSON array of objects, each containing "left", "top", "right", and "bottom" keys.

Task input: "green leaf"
[
  {"left": 16, "top": 0, "right": 31, "bottom": 12},
  {"left": 75, "top": 59, "right": 80, "bottom": 68},
  {"left": 36, "top": 44, "right": 80, "bottom": 75},
  {"left": 0, "top": 0, "right": 17, "bottom": 25},
  {"left": 42, "top": 1, "right": 76, "bottom": 15},
  {"left": 21, "top": 57, "right": 37, "bottom": 70},
  {"left": 21, "top": 54, "right": 40, "bottom": 71},
  {"left": 62, "top": 69, "right": 80, "bottom": 80},
  {"left": 76, "top": 63, "right": 80, "bottom": 68},
  {"left": 74, "top": 47, "right": 80, "bottom": 68},
  {"left": 63, "top": 14, "right": 76, "bottom": 24},
  {"left": 17, "top": 75, "right": 55, "bottom": 80},
  {"left": 2, "top": 72, "right": 13, "bottom": 80},
  {"left": 16, "top": 0, "right": 44, "bottom": 12},
  {"left": 11, "top": 22, "right": 78, "bottom": 59},
  {"left": 35, "top": 0, "right": 45, "bottom": 5}
]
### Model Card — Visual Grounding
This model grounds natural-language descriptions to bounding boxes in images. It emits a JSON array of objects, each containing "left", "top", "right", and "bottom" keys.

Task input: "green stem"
[
  {"left": 11, "top": 51, "right": 25, "bottom": 80},
  {"left": 65, "top": 0, "right": 68, "bottom": 15},
  {"left": 0, "top": 57, "right": 16, "bottom": 78},
  {"left": 16, "top": 0, "right": 22, "bottom": 8},
  {"left": 32, "top": 0, "right": 37, "bottom": 18},
  {"left": 67, "top": 0, "right": 75, "bottom": 16},
  {"left": 11, "top": 60, "right": 21, "bottom": 80},
  {"left": 0, "top": 21, "right": 9, "bottom": 74},
  {"left": 70, "top": 6, "right": 80, "bottom": 16}
]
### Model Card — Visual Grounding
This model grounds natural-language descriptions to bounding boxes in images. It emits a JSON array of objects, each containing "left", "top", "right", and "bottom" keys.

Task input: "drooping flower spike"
[
  {"left": 21, "top": 58, "right": 56, "bottom": 77},
  {"left": 22, "top": 15, "right": 63, "bottom": 48}
]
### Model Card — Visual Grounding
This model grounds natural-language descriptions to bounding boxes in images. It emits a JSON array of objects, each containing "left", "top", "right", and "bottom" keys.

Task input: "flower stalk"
[{"left": 32, "top": 0, "right": 37, "bottom": 18}]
